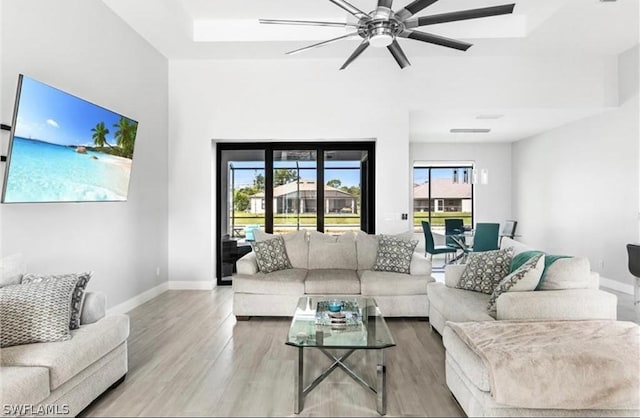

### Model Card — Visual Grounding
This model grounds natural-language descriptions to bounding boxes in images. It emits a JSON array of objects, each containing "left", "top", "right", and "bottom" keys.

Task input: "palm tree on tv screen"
[
  {"left": 113, "top": 117, "right": 137, "bottom": 159},
  {"left": 91, "top": 122, "right": 111, "bottom": 148}
]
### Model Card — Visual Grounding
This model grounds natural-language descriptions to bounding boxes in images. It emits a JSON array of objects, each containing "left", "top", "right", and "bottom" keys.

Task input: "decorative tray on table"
[{"left": 315, "top": 300, "right": 362, "bottom": 327}]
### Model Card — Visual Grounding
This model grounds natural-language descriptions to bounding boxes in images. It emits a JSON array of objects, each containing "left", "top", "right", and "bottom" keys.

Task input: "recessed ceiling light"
[
  {"left": 476, "top": 114, "right": 504, "bottom": 120},
  {"left": 450, "top": 128, "right": 491, "bottom": 133},
  {"left": 599, "top": 0, "right": 617, "bottom": 2}
]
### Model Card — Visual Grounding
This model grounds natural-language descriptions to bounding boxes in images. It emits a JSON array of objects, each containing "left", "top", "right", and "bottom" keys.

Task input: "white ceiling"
[{"left": 102, "top": 0, "right": 639, "bottom": 143}]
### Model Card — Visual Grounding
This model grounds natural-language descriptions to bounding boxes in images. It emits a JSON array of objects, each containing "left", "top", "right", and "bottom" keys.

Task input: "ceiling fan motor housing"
[{"left": 359, "top": 7, "right": 404, "bottom": 47}]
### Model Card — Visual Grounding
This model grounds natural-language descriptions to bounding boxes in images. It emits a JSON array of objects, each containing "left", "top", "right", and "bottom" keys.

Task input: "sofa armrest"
[
  {"left": 496, "top": 289, "right": 617, "bottom": 320},
  {"left": 410, "top": 253, "right": 432, "bottom": 276},
  {"left": 237, "top": 252, "right": 259, "bottom": 275},
  {"left": 444, "top": 264, "right": 466, "bottom": 288},
  {"left": 80, "top": 291, "right": 106, "bottom": 325}
]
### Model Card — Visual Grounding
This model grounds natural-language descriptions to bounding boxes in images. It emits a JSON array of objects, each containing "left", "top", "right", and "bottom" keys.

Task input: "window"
[
  {"left": 216, "top": 142, "right": 375, "bottom": 284},
  {"left": 413, "top": 165, "right": 474, "bottom": 233}
]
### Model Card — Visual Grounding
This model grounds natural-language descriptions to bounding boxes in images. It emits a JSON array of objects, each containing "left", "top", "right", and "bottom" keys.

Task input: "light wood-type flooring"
[{"left": 82, "top": 288, "right": 464, "bottom": 417}]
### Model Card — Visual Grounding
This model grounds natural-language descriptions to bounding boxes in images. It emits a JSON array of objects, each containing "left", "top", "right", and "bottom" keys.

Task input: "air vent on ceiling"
[{"left": 450, "top": 128, "right": 491, "bottom": 133}]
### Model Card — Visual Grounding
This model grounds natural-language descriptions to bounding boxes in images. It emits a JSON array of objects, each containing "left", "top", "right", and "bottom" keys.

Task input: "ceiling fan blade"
[
  {"left": 395, "top": 0, "right": 439, "bottom": 21},
  {"left": 340, "top": 40, "right": 370, "bottom": 70},
  {"left": 404, "top": 4, "right": 515, "bottom": 28},
  {"left": 286, "top": 32, "right": 359, "bottom": 55},
  {"left": 377, "top": 0, "right": 393, "bottom": 9},
  {"left": 259, "top": 19, "right": 359, "bottom": 28},
  {"left": 401, "top": 30, "right": 472, "bottom": 51},
  {"left": 329, "top": 0, "right": 368, "bottom": 19},
  {"left": 387, "top": 40, "right": 411, "bottom": 69}
]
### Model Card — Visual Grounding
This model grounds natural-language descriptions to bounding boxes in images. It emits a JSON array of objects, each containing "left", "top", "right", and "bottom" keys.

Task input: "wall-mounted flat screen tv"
[{"left": 1, "top": 74, "right": 138, "bottom": 203}]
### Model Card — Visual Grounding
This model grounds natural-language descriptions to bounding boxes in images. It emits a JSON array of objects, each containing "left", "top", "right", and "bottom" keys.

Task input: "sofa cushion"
[
  {"left": 0, "top": 366, "right": 50, "bottom": 406},
  {"left": 500, "top": 237, "right": 533, "bottom": 256},
  {"left": 427, "top": 282, "right": 495, "bottom": 323},
  {"left": 0, "top": 276, "right": 79, "bottom": 348},
  {"left": 251, "top": 236, "right": 293, "bottom": 273},
  {"left": 233, "top": 268, "right": 307, "bottom": 295},
  {"left": 0, "top": 254, "right": 26, "bottom": 288},
  {"left": 442, "top": 326, "right": 491, "bottom": 392},
  {"left": 539, "top": 257, "right": 592, "bottom": 290},
  {"left": 373, "top": 235, "right": 418, "bottom": 274},
  {"left": 360, "top": 270, "right": 432, "bottom": 296},
  {"left": 488, "top": 254, "right": 544, "bottom": 315},
  {"left": 304, "top": 269, "right": 360, "bottom": 294},
  {"left": 308, "top": 231, "right": 357, "bottom": 270},
  {"left": 456, "top": 248, "right": 513, "bottom": 295},
  {"left": 0, "top": 315, "right": 129, "bottom": 390},
  {"left": 22, "top": 272, "right": 92, "bottom": 330},
  {"left": 254, "top": 230, "right": 308, "bottom": 269},
  {"left": 356, "top": 231, "right": 378, "bottom": 270}
]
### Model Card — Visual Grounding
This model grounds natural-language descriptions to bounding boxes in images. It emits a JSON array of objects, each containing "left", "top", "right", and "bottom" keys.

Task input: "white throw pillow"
[
  {"left": 539, "top": 257, "right": 591, "bottom": 290},
  {"left": 308, "top": 231, "right": 357, "bottom": 270},
  {"left": 356, "top": 231, "right": 378, "bottom": 270},
  {"left": 0, "top": 254, "right": 26, "bottom": 288},
  {"left": 487, "top": 253, "right": 545, "bottom": 314}
]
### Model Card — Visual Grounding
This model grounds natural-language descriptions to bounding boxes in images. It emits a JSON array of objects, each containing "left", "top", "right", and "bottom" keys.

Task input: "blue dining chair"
[
  {"left": 464, "top": 223, "right": 500, "bottom": 254},
  {"left": 445, "top": 218, "right": 465, "bottom": 249},
  {"left": 422, "top": 221, "right": 457, "bottom": 264}
]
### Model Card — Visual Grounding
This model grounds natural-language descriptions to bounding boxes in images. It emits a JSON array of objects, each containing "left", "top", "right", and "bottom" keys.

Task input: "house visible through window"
[
  {"left": 216, "top": 142, "right": 375, "bottom": 284},
  {"left": 413, "top": 165, "right": 474, "bottom": 233}
]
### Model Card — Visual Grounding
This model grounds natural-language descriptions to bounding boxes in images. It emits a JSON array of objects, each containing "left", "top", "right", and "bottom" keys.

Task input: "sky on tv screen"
[{"left": 2, "top": 75, "right": 138, "bottom": 203}]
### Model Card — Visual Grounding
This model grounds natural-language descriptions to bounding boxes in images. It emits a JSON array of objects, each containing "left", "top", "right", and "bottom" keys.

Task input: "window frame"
[{"left": 216, "top": 141, "right": 376, "bottom": 285}]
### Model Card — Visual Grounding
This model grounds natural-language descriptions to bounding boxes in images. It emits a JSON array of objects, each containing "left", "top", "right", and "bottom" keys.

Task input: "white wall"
[
  {"left": 0, "top": 0, "right": 169, "bottom": 307},
  {"left": 169, "top": 59, "right": 411, "bottom": 283},
  {"left": 167, "top": 50, "right": 620, "bottom": 284},
  {"left": 512, "top": 46, "right": 639, "bottom": 288},
  {"left": 410, "top": 142, "right": 513, "bottom": 223}
]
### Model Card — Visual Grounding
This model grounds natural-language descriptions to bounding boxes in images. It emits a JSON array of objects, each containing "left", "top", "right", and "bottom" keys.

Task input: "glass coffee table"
[{"left": 286, "top": 296, "right": 396, "bottom": 415}]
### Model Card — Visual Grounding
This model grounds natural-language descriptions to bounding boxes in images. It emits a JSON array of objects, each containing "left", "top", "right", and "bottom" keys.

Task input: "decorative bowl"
[{"left": 327, "top": 300, "right": 343, "bottom": 312}]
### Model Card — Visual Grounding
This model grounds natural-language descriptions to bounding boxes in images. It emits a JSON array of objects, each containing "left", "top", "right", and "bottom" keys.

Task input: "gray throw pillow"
[
  {"left": 372, "top": 235, "right": 418, "bottom": 274},
  {"left": 0, "top": 276, "right": 79, "bottom": 348},
  {"left": 251, "top": 236, "right": 293, "bottom": 274},
  {"left": 487, "top": 253, "right": 545, "bottom": 314},
  {"left": 22, "top": 272, "right": 92, "bottom": 330},
  {"left": 457, "top": 248, "right": 514, "bottom": 294}
]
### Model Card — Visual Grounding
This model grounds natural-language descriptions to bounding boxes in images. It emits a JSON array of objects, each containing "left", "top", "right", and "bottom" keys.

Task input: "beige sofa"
[
  {"left": 233, "top": 230, "right": 434, "bottom": 318},
  {"left": 0, "top": 292, "right": 129, "bottom": 417},
  {"left": 427, "top": 237, "right": 618, "bottom": 334}
]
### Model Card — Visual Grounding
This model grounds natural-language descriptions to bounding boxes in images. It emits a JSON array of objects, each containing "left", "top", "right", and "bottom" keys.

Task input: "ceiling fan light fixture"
[{"left": 370, "top": 32, "right": 394, "bottom": 47}]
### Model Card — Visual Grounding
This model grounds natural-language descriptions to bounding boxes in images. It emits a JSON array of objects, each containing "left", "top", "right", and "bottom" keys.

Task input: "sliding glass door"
[
  {"left": 413, "top": 165, "right": 474, "bottom": 233},
  {"left": 216, "top": 142, "right": 375, "bottom": 284}
]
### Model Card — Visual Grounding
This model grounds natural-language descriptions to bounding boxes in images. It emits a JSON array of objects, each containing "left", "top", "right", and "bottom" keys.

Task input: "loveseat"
[
  {"left": 427, "top": 237, "right": 617, "bottom": 334},
  {"left": 0, "top": 291, "right": 129, "bottom": 417},
  {"left": 233, "top": 230, "right": 434, "bottom": 318}
]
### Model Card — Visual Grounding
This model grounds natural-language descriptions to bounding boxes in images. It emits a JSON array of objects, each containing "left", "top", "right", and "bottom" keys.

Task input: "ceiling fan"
[{"left": 260, "top": 0, "right": 515, "bottom": 70}]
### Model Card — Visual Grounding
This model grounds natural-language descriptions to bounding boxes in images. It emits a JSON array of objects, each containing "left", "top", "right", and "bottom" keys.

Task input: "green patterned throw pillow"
[
  {"left": 457, "top": 247, "right": 514, "bottom": 294},
  {"left": 372, "top": 235, "right": 418, "bottom": 274},
  {"left": 251, "top": 236, "right": 293, "bottom": 274},
  {"left": 487, "top": 253, "right": 545, "bottom": 315}
]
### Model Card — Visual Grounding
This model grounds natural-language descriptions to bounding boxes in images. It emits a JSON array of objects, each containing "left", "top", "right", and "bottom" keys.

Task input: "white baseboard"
[
  {"left": 600, "top": 277, "right": 635, "bottom": 295},
  {"left": 168, "top": 280, "right": 215, "bottom": 290},
  {"left": 107, "top": 282, "right": 169, "bottom": 316}
]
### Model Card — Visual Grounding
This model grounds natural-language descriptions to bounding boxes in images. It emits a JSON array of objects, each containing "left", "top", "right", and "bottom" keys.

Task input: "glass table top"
[{"left": 286, "top": 296, "right": 396, "bottom": 349}]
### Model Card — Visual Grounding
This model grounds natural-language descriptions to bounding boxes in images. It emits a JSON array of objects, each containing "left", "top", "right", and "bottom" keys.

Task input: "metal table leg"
[
  {"left": 295, "top": 347, "right": 304, "bottom": 414},
  {"left": 376, "top": 349, "right": 387, "bottom": 415}
]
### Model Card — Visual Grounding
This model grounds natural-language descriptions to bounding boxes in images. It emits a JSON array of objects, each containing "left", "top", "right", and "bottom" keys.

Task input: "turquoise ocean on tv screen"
[{"left": 3, "top": 137, "right": 131, "bottom": 202}]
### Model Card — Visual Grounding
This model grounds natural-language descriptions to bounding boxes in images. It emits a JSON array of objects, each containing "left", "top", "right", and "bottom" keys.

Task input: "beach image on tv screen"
[{"left": 2, "top": 75, "right": 138, "bottom": 203}]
